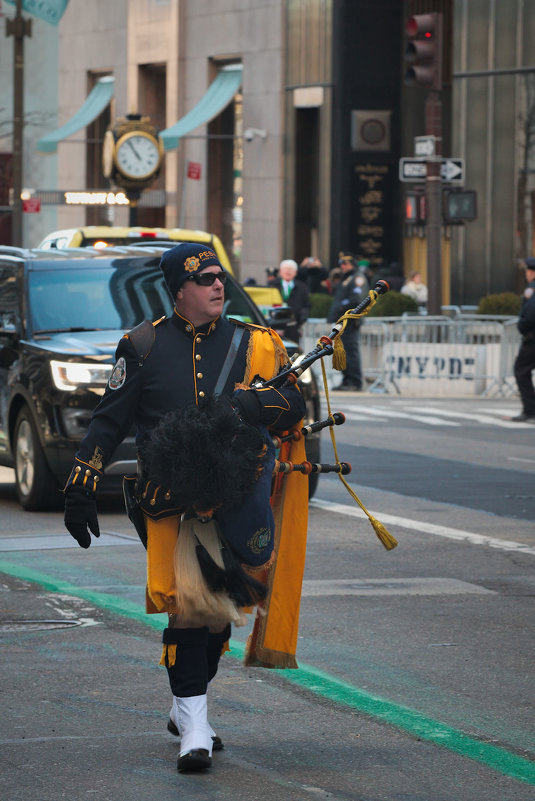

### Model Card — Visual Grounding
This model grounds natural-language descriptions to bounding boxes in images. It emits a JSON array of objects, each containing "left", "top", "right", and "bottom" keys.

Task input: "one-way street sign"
[{"left": 399, "top": 157, "right": 465, "bottom": 184}]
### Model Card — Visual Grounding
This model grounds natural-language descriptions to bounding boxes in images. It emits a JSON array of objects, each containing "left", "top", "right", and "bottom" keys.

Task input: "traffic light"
[{"left": 404, "top": 12, "right": 443, "bottom": 90}]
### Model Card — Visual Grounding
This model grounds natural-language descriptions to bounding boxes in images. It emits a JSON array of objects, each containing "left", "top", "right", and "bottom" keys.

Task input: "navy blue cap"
[
  {"left": 525, "top": 257, "right": 535, "bottom": 270},
  {"left": 160, "top": 243, "right": 223, "bottom": 297}
]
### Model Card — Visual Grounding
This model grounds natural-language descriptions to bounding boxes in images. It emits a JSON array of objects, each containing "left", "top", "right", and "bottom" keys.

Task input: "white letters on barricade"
[{"left": 384, "top": 342, "right": 497, "bottom": 395}]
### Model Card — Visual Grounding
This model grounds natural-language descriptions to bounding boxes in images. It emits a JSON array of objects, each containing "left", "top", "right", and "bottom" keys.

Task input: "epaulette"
[
  {"left": 124, "top": 317, "right": 163, "bottom": 364},
  {"left": 227, "top": 317, "right": 264, "bottom": 330}
]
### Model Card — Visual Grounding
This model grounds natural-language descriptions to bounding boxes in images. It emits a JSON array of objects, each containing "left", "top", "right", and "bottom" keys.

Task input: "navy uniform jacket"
[
  {"left": 66, "top": 309, "right": 305, "bottom": 492},
  {"left": 328, "top": 268, "right": 369, "bottom": 325},
  {"left": 518, "top": 278, "right": 535, "bottom": 339}
]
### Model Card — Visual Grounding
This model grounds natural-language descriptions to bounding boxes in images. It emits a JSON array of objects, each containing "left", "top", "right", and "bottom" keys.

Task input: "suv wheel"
[{"left": 14, "top": 407, "right": 58, "bottom": 511}]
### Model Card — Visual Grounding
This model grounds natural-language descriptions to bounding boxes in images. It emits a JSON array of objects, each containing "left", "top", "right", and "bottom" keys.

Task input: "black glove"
[{"left": 64, "top": 487, "right": 100, "bottom": 549}]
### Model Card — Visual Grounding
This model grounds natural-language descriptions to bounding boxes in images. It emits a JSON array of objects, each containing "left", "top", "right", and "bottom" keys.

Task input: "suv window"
[
  {"left": 28, "top": 259, "right": 263, "bottom": 334},
  {"left": 0, "top": 265, "right": 20, "bottom": 333}
]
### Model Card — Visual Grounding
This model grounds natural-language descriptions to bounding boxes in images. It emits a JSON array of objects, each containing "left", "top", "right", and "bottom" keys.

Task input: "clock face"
[{"left": 114, "top": 132, "right": 161, "bottom": 180}]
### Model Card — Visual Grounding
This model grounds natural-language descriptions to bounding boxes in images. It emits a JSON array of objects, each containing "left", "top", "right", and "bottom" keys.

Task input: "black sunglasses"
[{"left": 186, "top": 271, "right": 227, "bottom": 286}]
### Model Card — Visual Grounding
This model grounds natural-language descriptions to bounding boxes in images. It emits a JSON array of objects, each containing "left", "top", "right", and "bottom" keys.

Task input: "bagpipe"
[{"left": 139, "top": 280, "right": 396, "bottom": 624}]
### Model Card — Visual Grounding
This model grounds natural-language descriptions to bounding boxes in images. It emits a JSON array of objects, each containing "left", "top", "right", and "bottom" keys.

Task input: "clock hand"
[{"left": 127, "top": 140, "right": 142, "bottom": 160}]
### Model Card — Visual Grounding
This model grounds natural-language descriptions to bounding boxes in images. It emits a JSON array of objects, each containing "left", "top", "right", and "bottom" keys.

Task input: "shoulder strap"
[{"left": 213, "top": 325, "right": 246, "bottom": 396}]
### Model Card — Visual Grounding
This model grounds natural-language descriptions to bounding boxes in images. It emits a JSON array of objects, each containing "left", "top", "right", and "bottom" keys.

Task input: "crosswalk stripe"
[
  {"left": 330, "top": 403, "right": 533, "bottom": 428},
  {"left": 337, "top": 404, "right": 459, "bottom": 426}
]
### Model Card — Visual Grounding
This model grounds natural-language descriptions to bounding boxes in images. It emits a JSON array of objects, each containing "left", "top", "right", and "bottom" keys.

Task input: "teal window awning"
[
  {"left": 159, "top": 64, "right": 242, "bottom": 151},
  {"left": 37, "top": 76, "right": 115, "bottom": 154}
]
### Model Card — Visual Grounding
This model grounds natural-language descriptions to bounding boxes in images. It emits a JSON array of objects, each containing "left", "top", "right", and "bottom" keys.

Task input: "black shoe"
[
  {"left": 177, "top": 749, "right": 211, "bottom": 773},
  {"left": 510, "top": 413, "right": 535, "bottom": 422},
  {"left": 336, "top": 383, "right": 362, "bottom": 392},
  {"left": 167, "top": 718, "right": 224, "bottom": 751}
]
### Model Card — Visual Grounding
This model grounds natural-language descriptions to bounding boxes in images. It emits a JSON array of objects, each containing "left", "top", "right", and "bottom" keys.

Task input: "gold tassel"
[
  {"left": 332, "top": 336, "right": 346, "bottom": 371},
  {"left": 159, "top": 643, "right": 177, "bottom": 667},
  {"left": 319, "top": 358, "right": 399, "bottom": 552},
  {"left": 369, "top": 516, "right": 398, "bottom": 551}
]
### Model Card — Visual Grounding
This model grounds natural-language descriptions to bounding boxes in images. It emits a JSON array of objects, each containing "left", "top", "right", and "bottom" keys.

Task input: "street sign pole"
[
  {"left": 5, "top": 1, "right": 32, "bottom": 247},
  {"left": 425, "top": 91, "right": 442, "bottom": 316}
]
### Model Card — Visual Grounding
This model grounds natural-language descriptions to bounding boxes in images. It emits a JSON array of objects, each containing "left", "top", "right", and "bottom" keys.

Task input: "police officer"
[
  {"left": 512, "top": 257, "right": 535, "bottom": 422},
  {"left": 63, "top": 243, "right": 306, "bottom": 773},
  {"left": 327, "top": 251, "right": 369, "bottom": 391}
]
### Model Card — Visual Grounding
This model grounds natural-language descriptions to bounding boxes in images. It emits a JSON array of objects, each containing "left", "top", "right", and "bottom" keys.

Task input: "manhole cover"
[{"left": 0, "top": 619, "right": 82, "bottom": 632}]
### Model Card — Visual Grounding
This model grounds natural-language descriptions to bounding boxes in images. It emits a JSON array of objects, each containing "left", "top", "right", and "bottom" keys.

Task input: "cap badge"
[{"left": 184, "top": 256, "right": 200, "bottom": 272}]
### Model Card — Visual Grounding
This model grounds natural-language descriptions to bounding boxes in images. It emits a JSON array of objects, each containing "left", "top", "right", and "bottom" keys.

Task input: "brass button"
[
  {"left": 197, "top": 372, "right": 203, "bottom": 379},
  {"left": 199, "top": 391, "right": 205, "bottom": 398},
  {"left": 85, "top": 469, "right": 91, "bottom": 476},
  {"left": 195, "top": 354, "right": 201, "bottom": 361},
  {"left": 185, "top": 324, "right": 192, "bottom": 332},
  {"left": 196, "top": 336, "right": 202, "bottom": 343}
]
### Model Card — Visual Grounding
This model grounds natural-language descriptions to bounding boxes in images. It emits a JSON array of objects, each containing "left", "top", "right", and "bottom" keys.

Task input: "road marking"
[
  {"left": 310, "top": 498, "right": 535, "bottom": 556},
  {"left": 409, "top": 405, "right": 535, "bottom": 428},
  {"left": 0, "top": 560, "right": 533, "bottom": 786},
  {"left": 341, "top": 404, "right": 459, "bottom": 426},
  {"left": 0, "top": 531, "right": 137, "bottom": 552},
  {"left": 508, "top": 456, "right": 535, "bottom": 465},
  {"left": 301, "top": 577, "right": 495, "bottom": 596},
  {"left": 337, "top": 403, "right": 535, "bottom": 428}
]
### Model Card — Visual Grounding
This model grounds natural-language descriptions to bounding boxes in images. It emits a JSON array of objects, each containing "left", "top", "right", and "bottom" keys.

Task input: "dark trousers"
[
  {"left": 163, "top": 625, "right": 231, "bottom": 697},
  {"left": 514, "top": 339, "right": 535, "bottom": 415},
  {"left": 341, "top": 325, "right": 362, "bottom": 388}
]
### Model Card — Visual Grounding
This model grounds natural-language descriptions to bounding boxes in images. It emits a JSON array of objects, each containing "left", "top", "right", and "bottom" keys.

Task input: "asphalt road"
[{"left": 1, "top": 394, "right": 534, "bottom": 800}]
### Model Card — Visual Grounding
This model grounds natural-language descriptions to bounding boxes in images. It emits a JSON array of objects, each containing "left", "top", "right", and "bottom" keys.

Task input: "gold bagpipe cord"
[{"left": 321, "top": 289, "right": 398, "bottom": 551}]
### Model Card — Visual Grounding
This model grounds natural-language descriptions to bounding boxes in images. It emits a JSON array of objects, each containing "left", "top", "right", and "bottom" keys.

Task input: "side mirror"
[{"left": 265, "top": 305, "right": 296, "bottom": 328}]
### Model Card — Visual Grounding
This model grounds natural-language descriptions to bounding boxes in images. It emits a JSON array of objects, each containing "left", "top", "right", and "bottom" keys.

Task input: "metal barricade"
[{"left": 301, "top": 316, "right": 521, "bottom": 397}]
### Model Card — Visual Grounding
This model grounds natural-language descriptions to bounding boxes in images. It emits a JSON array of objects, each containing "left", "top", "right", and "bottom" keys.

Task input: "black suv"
[{"left": 0, "top": 245, "right": 321, "bottom": 510}]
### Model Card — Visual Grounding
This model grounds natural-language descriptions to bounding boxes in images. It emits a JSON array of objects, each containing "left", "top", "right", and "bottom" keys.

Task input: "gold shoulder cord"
[{"left": 319, "top": 289, "right": 398, "bottom": 551}]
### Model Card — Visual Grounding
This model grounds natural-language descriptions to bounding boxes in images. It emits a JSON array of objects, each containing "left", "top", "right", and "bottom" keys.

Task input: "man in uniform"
[
  {"left": 512, "top": 257, "right": 535, "bottom": 422},
  {"left": 63, "top": 244, "right": 307, "bottom": 773},
  {"left": 328, "top": 252, "right": 369, "bottom": 391}
]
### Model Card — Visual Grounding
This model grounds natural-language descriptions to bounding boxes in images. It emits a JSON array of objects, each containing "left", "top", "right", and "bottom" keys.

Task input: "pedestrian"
[
  {"left": 511, "top": 257, "right": 535, "bottom": 422},
  {"left": 324, "top": 267, "right": 342, "bottom": 295},
  {"left": 401, "top": 270, "right": 428, "bottom": 308},
  {"left": 265, "top": 266, "right": 279, "bottom": 286},
  {"left": 63, "top": 243, "right": 308, "bottom": 774},
  {"left": 299, "top": 256, "right": 329, "bottom": 294},
  {"left": 276, "top": 258, "right": 310, "bottom": 343},
  {"left": 381, "top": 261, "right": 405, "bottom": 292},
  {"left": 327, "top": 251, "right": 369, "bottom": 391}
]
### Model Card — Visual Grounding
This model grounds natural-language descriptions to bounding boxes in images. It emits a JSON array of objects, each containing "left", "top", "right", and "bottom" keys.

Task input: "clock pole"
[{"left": 127, "top": 190, "right": 141, "bottom": 226}]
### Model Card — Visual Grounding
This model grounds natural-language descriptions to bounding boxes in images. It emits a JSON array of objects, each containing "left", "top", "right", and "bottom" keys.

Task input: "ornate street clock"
[{"left": 102, "top": 115, "right": 163, "bottom": 190}]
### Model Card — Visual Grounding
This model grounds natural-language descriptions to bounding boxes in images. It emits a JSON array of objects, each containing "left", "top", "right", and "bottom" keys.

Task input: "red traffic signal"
[{"left": 405, "top": 12, "right": 443, "bottom": 90}]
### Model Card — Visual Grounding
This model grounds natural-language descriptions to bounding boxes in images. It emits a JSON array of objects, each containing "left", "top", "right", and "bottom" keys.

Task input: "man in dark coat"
[
  {"left": 511, "top": 257, "right": 535, "bottom": 422},
  {"left": 276, "top": 259, "right": 310, "bottom": 343}
]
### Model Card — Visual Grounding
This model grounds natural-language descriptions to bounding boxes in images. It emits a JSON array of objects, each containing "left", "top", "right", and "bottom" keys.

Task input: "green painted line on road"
[{"left": 2, "top": 558, "right": 534, "bottom": 786}]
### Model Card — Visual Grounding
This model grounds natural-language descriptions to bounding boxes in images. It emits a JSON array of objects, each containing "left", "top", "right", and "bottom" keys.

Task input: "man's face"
[
  {"left": 340, "top": 260, "right": 353, "bottom": 273},
  {"left": 279, "top": 264, "right": 296, "bottom": 282},
  {"left": 175, "top": 267, "right": 226, "bottom": 326}
]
